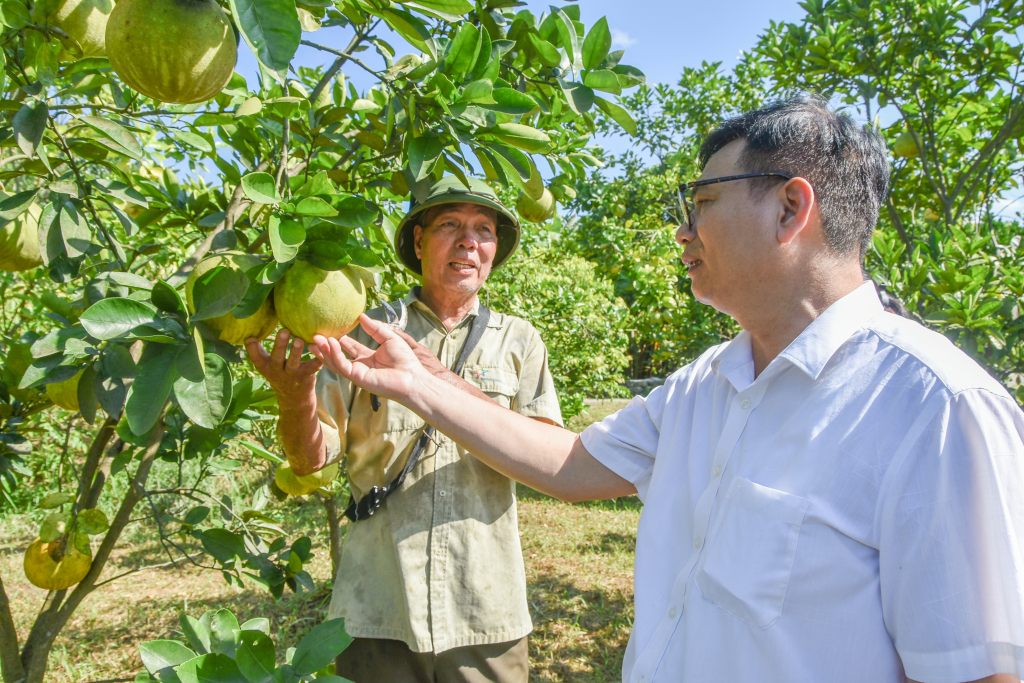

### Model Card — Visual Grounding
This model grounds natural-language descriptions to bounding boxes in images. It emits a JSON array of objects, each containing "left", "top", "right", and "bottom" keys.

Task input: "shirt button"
[
  {"left": 713, "top": 465, "right": 722, "bottom": 476},
  {"left": 694, "top": 537, "right": 703, "bottom": 549},
  {"left": 669, "top": 607, "right": 677, "bottom": 619},
  {"left": 740, "top": 398, "right": 751, "bottom": 409},
  {"left": 439, "top": 490, "right": 446, "bottom": 497}
]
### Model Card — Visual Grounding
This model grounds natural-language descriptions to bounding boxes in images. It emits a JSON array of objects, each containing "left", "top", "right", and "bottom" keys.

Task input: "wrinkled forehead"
[{"left": 420, "top": 202, "right": 498, "bottom": 228}]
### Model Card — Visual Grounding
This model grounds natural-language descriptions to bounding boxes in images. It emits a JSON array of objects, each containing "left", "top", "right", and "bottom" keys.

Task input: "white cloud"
[{"left": 611, "top": 28, "right": 636, "bottom": 48}]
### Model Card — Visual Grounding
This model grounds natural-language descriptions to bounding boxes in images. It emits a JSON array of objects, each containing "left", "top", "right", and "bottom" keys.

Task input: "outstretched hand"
[
  {"left": 245, "top": 328, "right": 323, "bottom": 400},
  {"left": 310, "top": 314, "right": 429, "bottom": 402}
]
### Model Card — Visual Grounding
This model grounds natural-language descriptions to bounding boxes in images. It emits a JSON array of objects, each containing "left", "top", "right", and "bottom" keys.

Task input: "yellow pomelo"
[
  {"left": 46, "top": 368, "right": 84, "bottom": 412},
  {"left": 37, "top": 0, "right": 114, "bottom": 58},
  {"left": 186, "top": 254, "right": 278, "bottom": 346},
  {"left": 23, "top": 537, "right": 92, "bottom": 591},
  {"left": 0, "top": 203, "right": 43, "bottom": 273},
  {"left": 274, "top": 262, "right": 366, "bottom": 344},
  {"left": 893, "top": 130, "right": 922, "bottom": 159},
  {"left": 516, "top": 188, "right": 556, "bottom": 223},
  {"left": 274, "top": 462, "right": 338, "bottom": 496},
  {"left": 105, "top": 0, "right": 237, "bottom": 104}
]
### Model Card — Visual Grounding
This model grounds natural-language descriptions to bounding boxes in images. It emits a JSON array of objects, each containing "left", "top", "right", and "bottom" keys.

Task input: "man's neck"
[
  {"left": 741, "top": 262, "right": 866, "bottom": 378},
  {"left": 418, "top": 286, "right": 478, "bottom": 331}
]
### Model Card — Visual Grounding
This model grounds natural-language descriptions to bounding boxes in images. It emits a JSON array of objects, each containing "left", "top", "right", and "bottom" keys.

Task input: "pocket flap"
[
  {"left": 730, "top": 477, "right": 809, "bottom": 527},
  {"left": 462, "top": 365, "right": 518, "bottom": 397}
]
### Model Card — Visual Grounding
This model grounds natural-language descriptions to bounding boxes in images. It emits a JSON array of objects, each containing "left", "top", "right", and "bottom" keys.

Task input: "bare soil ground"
[{"left": 0, "top": 399, "right": 636, "bottom": 683}]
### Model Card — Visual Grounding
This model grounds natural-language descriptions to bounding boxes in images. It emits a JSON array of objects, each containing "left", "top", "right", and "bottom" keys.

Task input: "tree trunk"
[{"left": 321, "top": 492, "right": 344, "bottom": 580}]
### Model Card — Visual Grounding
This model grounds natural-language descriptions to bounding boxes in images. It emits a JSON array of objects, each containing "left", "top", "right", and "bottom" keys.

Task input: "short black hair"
[{"left": 698, "top": 95, "right": 890, "bottom": 256}]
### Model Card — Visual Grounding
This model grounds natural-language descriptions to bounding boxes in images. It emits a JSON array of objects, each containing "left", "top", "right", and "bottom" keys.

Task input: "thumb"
[{"left": 358, "top": 313, "right": 402, "bottom": 346}]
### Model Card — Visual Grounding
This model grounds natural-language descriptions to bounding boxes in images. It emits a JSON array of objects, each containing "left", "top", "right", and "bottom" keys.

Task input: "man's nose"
[
  {"left": 676, "top": 220, "right": 695, "bottom": 246},
  {"left": 456, "top": 229, "right": 479, "bottom": 249}
]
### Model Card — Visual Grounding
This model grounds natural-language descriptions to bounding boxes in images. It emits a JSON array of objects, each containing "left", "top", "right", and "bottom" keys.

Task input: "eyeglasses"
[{"left": 677, "top": 172, "right": 793, "bottom": 228}]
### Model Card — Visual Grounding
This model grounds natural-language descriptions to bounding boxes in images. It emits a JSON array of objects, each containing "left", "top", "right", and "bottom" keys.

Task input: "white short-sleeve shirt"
[{"left": 582, "top": 283, "right": 1024, "bottom": 683}]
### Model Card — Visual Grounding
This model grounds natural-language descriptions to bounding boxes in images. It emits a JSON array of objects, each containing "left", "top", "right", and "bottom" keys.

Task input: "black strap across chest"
[{"left": 344, "top": 306, "right": 492, "bottom": 523}]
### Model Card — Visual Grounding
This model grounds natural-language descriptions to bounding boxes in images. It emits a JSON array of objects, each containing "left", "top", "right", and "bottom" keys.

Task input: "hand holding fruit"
[{"left": 245, "top": 329, "right": 322, "bottom": 403}]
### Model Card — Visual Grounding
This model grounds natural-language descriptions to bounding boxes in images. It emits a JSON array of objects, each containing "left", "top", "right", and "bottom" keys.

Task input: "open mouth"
[
  {"left": 448, "top": 260, "right": 476, "bottom": 273},
  {"left": 681, "top": 255, "right": 703, "bottom": 271}
]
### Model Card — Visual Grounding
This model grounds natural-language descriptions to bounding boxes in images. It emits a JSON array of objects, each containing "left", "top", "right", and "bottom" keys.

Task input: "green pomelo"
[
  {"left": 516, "top": 188, "right": 556, "bottom": 223},
  {"left": 105, "top": 0, "right": 237, "bottom": 104},
  {"left": 297, "top": 463, "right": 339, "bottom": 489},
  {"left": 186, "top": 254, "right": 278, "bottom": 346},
  {"left": 24, "top": 537, "right": 92, "bottom": 591},
  {"left": 274, "top": 262, "right": 367, "bottom": 344},
  {"left": 0, "top": 203, "right": 43, "bottom": 273},
  {"left": 274, "top": 461, "right": 337, "bottom": 496},
  {"left": 893, "top": 130, "right": 922, "bottom": 159},
  {"left": 37, "top": 0, "right": 114, "bottom": 58},
  {"left": 46, "top": 369, "right": 84, "bottom": 412}
]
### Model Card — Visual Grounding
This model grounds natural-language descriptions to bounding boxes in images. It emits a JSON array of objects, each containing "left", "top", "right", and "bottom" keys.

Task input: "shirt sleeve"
[
  {"left": 513, "top": 326, "right": 564, "bottom": 427},
  {"left": 314, "top": 366, "right": 353, "bottom": 468},
  {"left": 580, "top": 385, "right": 667, "bottom": 502},
  {"left": 878, "top": 388, "right": 1024, "bottom": 682}
]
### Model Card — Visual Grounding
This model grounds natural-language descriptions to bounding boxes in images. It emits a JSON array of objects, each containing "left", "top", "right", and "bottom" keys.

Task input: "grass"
[{"left": 0, "top": 399, "right": 636, "bottom": 683}]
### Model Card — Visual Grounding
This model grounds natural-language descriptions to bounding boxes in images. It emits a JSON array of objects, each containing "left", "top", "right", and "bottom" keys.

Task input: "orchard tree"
[{"left": 0, "top": 0, "right": 644, "bottom": 680}]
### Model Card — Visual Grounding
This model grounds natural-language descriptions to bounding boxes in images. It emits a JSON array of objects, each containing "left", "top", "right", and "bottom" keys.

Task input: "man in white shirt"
[{"left": 309, "top": 96, "right": 1024, "bottom": 683}]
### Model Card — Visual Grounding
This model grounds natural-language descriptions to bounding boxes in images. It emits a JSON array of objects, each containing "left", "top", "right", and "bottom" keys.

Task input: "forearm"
[
  {"left": 277, "top": 391, "right": 328, "bottom": 476},
  {"left": 408, "top": 370, "right": 627, "bottom": 501}
]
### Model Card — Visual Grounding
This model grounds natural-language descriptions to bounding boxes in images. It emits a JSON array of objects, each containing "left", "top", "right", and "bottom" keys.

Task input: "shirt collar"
[
  {"left": 776, "top": 281, "right": 883, "bottom": 380},
  {"left": 405, "top": 286, "right": 480, "bottom": 332},
  {"left": 712, "top": 282, "right": 884, "bottom": 389}
]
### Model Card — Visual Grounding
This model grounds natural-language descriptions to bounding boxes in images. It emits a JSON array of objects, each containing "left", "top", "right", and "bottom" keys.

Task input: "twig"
[
  {"left": 92, "top": 553, "right": 205, "bottom": 588},
  {"left": 309, "top": 20, "right": 380, "bottom": 105},
  {"left": 301, "top": 40, "right": 389, "bottom": 82}
]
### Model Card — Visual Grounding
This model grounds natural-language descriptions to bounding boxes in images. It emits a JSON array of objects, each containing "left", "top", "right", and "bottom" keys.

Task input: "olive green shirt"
[{"left": 316, "top": 291, "right": 563, "bottom": 653}]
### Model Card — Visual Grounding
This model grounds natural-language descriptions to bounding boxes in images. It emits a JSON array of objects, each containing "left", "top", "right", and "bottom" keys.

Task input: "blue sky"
[{"left": 234, "top": 1, "right": 808, "bottom": 160}]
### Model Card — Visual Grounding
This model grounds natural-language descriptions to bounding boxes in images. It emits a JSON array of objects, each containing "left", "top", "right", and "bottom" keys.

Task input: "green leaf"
[
  {"left": 481, "top": 88, "right": 539, "bottom": 115},
  {"left": 81, "top": 116, "right": 144, "bottom": 161},
  {"left": 190, "top": 266, "right": 250, "bottom": 322},
  {"left": 236, "top": 97, "right": 263, "bottom": 117},
  {"left": 380, "top": 8, "right": 437, "bottom": 60},
  {"left": 239, "top": 618, "right": 270, "bottom": 635},
  {"left": 235, "top": 630, "right": 275, "bottom": 683},
  {"left": 444, "top": 22, "right": 481, "bottom": 82},
  {"left": 80, "top": 298, "right": 161, "bottom": 340},
  {"left": 551, "top": 6, "right": 582, "bottom": 72},
  {"left": 178, "top": 131, "right": 215, "bottom": 153},
  {"left": 408, "top": 134, "right": 443, "bottom": 181},
  {"left": 199, "top": 528, "right": 245, "bottom": 563},
  {"left": 228, "top": 0, "right": 301, "bottom": 82},
  {"left": 397, "top": 0, "right": 472, "bottom": 21},
  {"left": 125, "top": 345, "right": 178, "bottom": 435},
  {"left": 240, "top": 172, "right": 281, "bottom": 204},
  {"left": 324, "top": 196, "right": 378, "bottom": 228},
  {"left": 595, "top": 97, "right": 637, "bottom": 136},
  {"left": 39, "top": 492, "right": 74, "bottom": 509},
  {"left": 0, "top": 190, "right": 38, "bottom": 220},
  {"left": 290, "top": 619, "right": 353, "bottom": 676},
  {"left": 177, "top": 328, "right": 206, "bottom": 382},
  {"left": 527, "top": 33, "right": 562, "bottom": 67},
  {"left": 558, "top": 78, "right": 595, "bottom": 115},
  {"left": 152, "top": 281, "right": 187, "bottom": 315},
  {"left": 140, "top": 640, "right": 196, "bottom": 677},
  {"left": 584, "top": 69, "right": 621, "bottom": 95},
  {"left": 581, "top": 17, "right": 611, "bottom": 70},
  {"left": 173, "top": 353, "right": 233, "bottom": 429},
  {"left": 13, "top": 101, "right": 47, "bottom": 157},
  {"left": 484, "top": 123, "right": 551, "bottom": 153},
  {"left": 176, "top": 653, "right": 247, "bottom": 683},
  {"left": 180, "top": 614, "right": 212, "bottom": 655},
  {"left": 39, "top": 511, "right": 69, "bottom": 542},
  {"left": 77, "top": 508, "right": 109, "bottom": 535},
  {"left": 612, "top": 64, "right": 646, "bottom": 88},
  {"left": 237, "top": 440, "right": 285, "bottom": 464},
  {"left": 270, "top": 216, "right": 305, "bottom": 263},
  {"left": 59, "top": 203, "right": 92, "bottom": 257},
  {"left": 207, "top": 609, "right": 240, "bottom": 657},
  {"left": 302, "top": 240, "right": 351, "bottom": 271},
  {"left": 290, "top": 197, "right": 338, "bottom": 217}
]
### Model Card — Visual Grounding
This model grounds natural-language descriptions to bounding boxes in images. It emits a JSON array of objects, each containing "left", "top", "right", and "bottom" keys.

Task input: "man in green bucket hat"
[{"left": 248, "top": 175, "right": 563, "bottom": 682}]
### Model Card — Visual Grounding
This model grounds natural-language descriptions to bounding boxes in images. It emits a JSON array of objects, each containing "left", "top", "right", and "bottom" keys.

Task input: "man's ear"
[
  {"left": 776, "top": 177, "right": 816, "bottom": 245},
  {"left": 413, "top": 224, "right": 424, "bottom": 260}
]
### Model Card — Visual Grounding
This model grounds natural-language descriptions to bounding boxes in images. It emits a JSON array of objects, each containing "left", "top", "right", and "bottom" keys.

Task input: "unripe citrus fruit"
[
  {"left": 0, "top": 203, "right": 43, "bottom": 273},
  {"left": 274, "top": 462, "right": 338, "bottom": 496},
  {"left": 516, "top": 188, "right": 556, "bottom": 223},
  {"left": 105, "top": 0, "right": 237, "bottom": 104},
  {"left": 186, "top": 254, "right": 278, "bottom": 346},
  {"left": 612, "top": 203, "right": 626, "bottom": 218},
  {"left": 23, "top": 537, "right": 92, "bottom": 591},
  {"left": 273, "top": 262, "right": 366, "bottom": 344},
  {"left": 46, "top": 368, "right": 84, "bottom": 412},
  {"left": 893, "top": 130, "right": 922, "bottom": 159},
  {"left": 36, "top": 0, "right": 114, "bottom": 58}
]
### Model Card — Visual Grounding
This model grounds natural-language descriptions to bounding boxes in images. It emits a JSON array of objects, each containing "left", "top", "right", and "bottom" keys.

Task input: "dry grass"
[{"left": 0, "top": 399, "right": 638, "bottom": 683}]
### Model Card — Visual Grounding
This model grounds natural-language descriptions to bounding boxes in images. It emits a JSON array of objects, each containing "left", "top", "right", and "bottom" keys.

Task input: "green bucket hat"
[{"left": 395, "top": 176, "right": 520, "bottom": 276}]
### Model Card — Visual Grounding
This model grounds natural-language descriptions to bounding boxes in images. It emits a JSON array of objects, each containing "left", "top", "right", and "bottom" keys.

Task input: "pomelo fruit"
[
  {"left": 46, "top": 368, "right": 84, "bottom": 412},
  {"left": 105, "top": 0, "right": 237, "bottom": 104},
  {"left": 274, "top": 461, "right": 338, "bottom": 496},
  {"left": 516, "top": 188, "right": 556, "bottom": 223},
  {"left": 36, "top": 0, "right": 114, "bottom": 58},
  {"left": 186, "top": 254, "right": 278, "bottom": 346},
  {"left": 0, "top": 203, "right": 43, "bottom": 273},
  {"left": 23, "top": 536, "right": 92, "bottom": 591},
  {"left": 274, "top": 262, "right": 366, "bottom": 344},
  {"left": 893, "top": 130, "right": 923, "bottom": 159}
]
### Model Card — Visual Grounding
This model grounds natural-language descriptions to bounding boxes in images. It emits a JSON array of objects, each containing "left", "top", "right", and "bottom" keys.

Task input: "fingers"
[
  {"left": 359, "top": 314, "right": 399, "bottom": 346},
  {"left": 285, "top": 336, "right": 304, "bottom": 372},
  {"left": 244, "top": 337, "right": 271, "bottom": 372},
  {"left": 269, "top": 328, "right": 292, "bottom": 367}
]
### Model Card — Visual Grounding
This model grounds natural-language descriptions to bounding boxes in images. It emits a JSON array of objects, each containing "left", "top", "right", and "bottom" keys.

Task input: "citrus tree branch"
[{"left": 0, "top": 573, "right": 26, "bottom": 683}]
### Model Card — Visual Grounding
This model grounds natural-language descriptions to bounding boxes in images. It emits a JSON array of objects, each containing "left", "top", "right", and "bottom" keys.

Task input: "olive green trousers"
[{"left": 334, "top": 636, "right": 528, "bottom": 683}]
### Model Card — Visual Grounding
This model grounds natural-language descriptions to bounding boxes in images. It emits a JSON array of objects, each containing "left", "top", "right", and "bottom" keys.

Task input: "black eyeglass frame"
[{"left": 677, "top": 172, "right": 793, "bottom": 227}]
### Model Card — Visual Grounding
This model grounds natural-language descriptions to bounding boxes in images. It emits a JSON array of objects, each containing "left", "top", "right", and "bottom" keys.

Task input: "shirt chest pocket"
[
  {"left": 695, "top": 477, "right": 810, "bottom": 629},
  {"left": 461, "top": 365, "right": 518, "bottom": 409}
]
